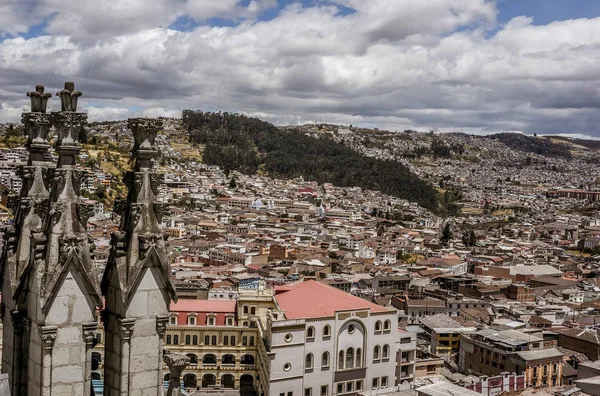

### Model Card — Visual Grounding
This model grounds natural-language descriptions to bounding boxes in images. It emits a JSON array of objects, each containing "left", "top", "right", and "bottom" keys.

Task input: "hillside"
[
  {"left": 182, "top": 111, "right": 441, "bottom": 213},
  {"left": 489, "top": 133, "right": 572, "bottom": 158}
]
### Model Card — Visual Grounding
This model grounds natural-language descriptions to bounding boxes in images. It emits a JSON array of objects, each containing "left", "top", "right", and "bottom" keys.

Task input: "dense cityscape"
[
  {"left": 2, "top": 105, "right": 600, "bottom": 396},
  {"left": 3, "top": 1, "right": 600, "bottom": 396}
]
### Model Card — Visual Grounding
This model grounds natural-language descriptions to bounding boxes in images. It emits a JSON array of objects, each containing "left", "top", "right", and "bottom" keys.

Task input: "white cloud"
[{"left": 1, "top": 1, "right": 600, "bottom": 136}]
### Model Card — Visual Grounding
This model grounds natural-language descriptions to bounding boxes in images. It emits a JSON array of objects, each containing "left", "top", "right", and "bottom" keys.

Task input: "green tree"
[
  {"left": 469, "top": 230, "right": 477, "bottom": 246},
  {"left": 441, "top": 223, "right": 453, "bottom": 245}
]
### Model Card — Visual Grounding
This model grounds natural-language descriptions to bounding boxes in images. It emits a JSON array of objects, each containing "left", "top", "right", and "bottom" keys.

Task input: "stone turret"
[
  {"left": 101, "top": 118, "right": 176, "bottom": 395},
  {"left": 0, "top": 85, "right": 54, "bottom": 396},
  {"left": 27, "top": 82, "right": 102, "bottom": 396}
]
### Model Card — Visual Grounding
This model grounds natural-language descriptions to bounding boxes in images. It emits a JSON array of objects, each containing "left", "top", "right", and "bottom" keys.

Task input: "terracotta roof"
[
  {"left": 170, "top": 299, "right": 236, "bottom": 313},
  {"left": 276, "top": 280, "right": 393, "bottom": 319},
  {"left": 170, "top": 300, "right": 236, "bottom": 326}
]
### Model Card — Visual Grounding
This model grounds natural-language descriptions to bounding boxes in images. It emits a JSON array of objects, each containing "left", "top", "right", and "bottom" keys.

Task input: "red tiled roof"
[
  {"left": 276, "top": 280, "right": 393, "bottom": 319},
  {"left": 170, "top": 299, "right": 236, "bottom": 326},
  {"left": 170, "top": 299, "right": 236, "bottom": 313},
  {"left": 274, "top": 284, "right": 302, "bottom": 294}
]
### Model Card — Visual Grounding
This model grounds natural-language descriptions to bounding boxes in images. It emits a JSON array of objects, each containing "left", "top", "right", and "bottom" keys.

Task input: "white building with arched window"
[{"left": 269, "top": 280, "right": 398, "bottom": 396}]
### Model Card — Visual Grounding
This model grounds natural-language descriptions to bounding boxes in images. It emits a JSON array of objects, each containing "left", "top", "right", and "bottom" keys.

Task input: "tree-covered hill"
[
  {"left": 182, "top": 110, "right": 441, "bottom": 213},
  {"left": 490, "top": 133, "right": 572, "bottom": 158}
]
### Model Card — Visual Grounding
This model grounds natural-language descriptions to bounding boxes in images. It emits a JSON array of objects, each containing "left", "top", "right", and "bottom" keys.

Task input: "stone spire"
[
  {"left": 102, "top": 117, "right": 176, "bottom": 395},
  {"left": 28, "top": 82, "right": 102, "bottom": 396},
  {"left": 1, "top": 84, "right": 54, "bottom": 396}
]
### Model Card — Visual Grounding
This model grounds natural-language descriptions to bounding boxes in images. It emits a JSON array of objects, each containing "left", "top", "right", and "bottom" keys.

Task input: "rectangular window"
[
  {"left": 224, "top": 335, "right": 229, "bottom": 345},
  {"left": 185, "top": 335, "right": 191, "bottom": 345},
  {"left": 173, "top": 335, "right": 179, "bottom": 345},
  {"left": 372, "top": 378, "right": 379, "bottom": 389},
  {"left": 204, "top": 335, "right": 210, "bottom": 345},
  {"left": 382, "top": 376, "right": 388, "bottom": 387},
  {"left": 192, "top": 335, "right": 198, "bottom": 345},
  {"left": 356, "top": 380, "right": 363, "bottom": 391},
  {"left": 96, "top": 333, "right": 102, "bottom": 344},
  {"left": 231, "top": 336, "right": 236, "bottom": 345},
  {"left": 166, "top": 335, "right": 171, "bottom": 344},
  {"left": 401, "top": 337, "right": 411, "bottom": 344},
  {"left": 337, "top": 384, "right": 343, "bottom": 394},
  {"left": 212, "top": 335, "right": 217, "bottom": 345},
  {"left": 288, "top": 393, "right": 293, "bottom": 396},
  {"left": 320, "top": 385, "right": 328, "bottom": 396},
  {"left": 346, "top": 382, "right": 353, "bottom": 393},
  {"left": 304, "top": 388, "right": 312, "bottom": 396}
]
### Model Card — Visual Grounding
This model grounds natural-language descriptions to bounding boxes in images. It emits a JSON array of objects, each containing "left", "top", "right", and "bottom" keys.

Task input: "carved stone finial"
[
  {"left": 27, "top": 85, "right": 52, "bottom": 113},
  {"left": 128, "top": 118, "right": 162, "bottom": 152},
  {"left": 163, "top": 351, "right": 191, "bottom": 396},
  {"left": 56, "top": 81, "right": 82, "bottom": 112}
]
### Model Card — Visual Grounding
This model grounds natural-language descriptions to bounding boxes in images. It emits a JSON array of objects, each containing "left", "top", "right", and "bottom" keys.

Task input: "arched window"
[
  {"left": 375, "top": 321, "right": 382, "bottom": 332},
  {"left": 307, "top": 326, "right": 315, "bottom": 339},
  {"left": 231, "top": 336, "right": 236, "bottom": 345},
  {"left": 187, "top": 354, "right": 198, "bottom": 364},
  {"left": 243, "top": 305, "right": 249, "bottom": 314},
  {"left": 338, "top": 350, "right": 345, "bottom": 370},
  {"left": 173, "top": 335, "right": 179, "bottom": 345},
  {"left": 192, "top": 335, "right": 198, "bottom": 345},
  {"left": 356, "top": 348, "right": 362, "bottom": 367},
  {"left": 187, "top": 316, "right": 196, "bottom": 326},
  {"left": 204, "top": 335, "right": 209, "bottom": 345},
  {"left": 242, "top": 336, "right": 248, "bottom": 346},
  {"left": 202, "top": 354, "right": 216, "bottom": 365},
  {"left": 306, "top": 353, "right": 314, "bottom": 369},
  {"left": 185, "top": 335, "right": 191, "bottom": 345},
  {"left": 323, "top": 325, "right": 331, "bottom": 338},
  {"left": 170, "top": 316, "right": 177, "bottom": 325},
  {"left": 241, "top": 354, "right": 255, "bottom": 365},
  {"left": 223, "top": 335, "right": 229, "bottom": 345},
  {"left": 249, "top": 336, "right": 255, "bottom": 346},
  {"left": 346, "top": 348, "right": 354, "bottom": 369},
  {"left": 383, "top": 344, "right": 390, "bottom": 359},
  {"left": 222, "top": 374, "right": 235, "bottom": 389},
  {"left": 211, "top": 335, "right": 217, "bottom": 345},
  {"left": 222, "top": 354, "right": 235, "bottom": 365},
  {"left": 322, "top": 352, "right": 330, "bottom": 367},
  {"left": 384, "top": 320, "right": 391, "bottom": 331},
  {"left": 374, "top": 345, "right": 380, "bottom": 361},
  {"left": 185, "top": 373, "right": 198, "bottom": 388}
]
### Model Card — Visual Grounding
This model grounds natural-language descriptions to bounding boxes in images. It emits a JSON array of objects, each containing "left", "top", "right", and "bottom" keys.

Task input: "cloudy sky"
[{"left": 2, "top": 0, "right": 600, "bottom": 136}]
